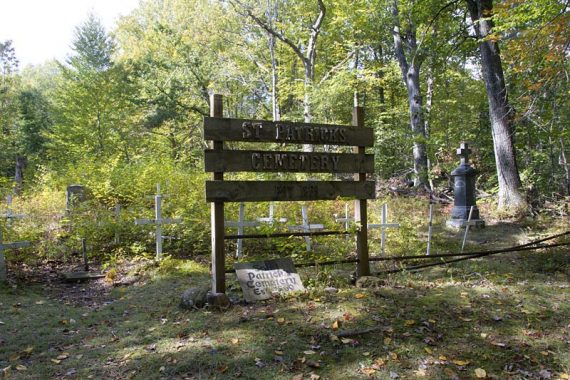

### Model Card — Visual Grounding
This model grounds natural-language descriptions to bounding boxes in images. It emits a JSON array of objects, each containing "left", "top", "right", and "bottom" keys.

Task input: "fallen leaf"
[
  {"left": 390, "top": 371, "right": 399, "bottom": 379},
  {"left": 310, "top": 374, "right": 320, "bottom": 380},
  {"left": 66, "top": 368, "right": 77, "bottom": 376},
  {"left": 329, "top": 334, "right": 339, "bottom": 342},
  {"left": 303, "top": 350, "right": 316, "bottom": 355},
  {"left": 404, "top": 320, "right": 415, "bottom": 326},
  {"left": 362, "top": 352, "right": 370, "bottom": 356},
  {"left": 474, "top": 368, "right": 487, "bottom": 378},
  {"left": 292, "top": 374, "right": 303, "bottom": 380},
  {"left": 35, "top": 300, "right": 44, "bottom": 305},
  {"left": 361, "top": 367, "right": 377, "bottom": 376},
  {"left": 480, "top": 333, "right": 488, "bottom": 339},
  {"left": 332, "top": 320, "right": 340, "bottom": 330},
  {"left": 355, "top": 293, "right": 366, "bottom": 299},
  {"left": 8, "top": 354, "right": 20, "bottom": 362},
  {"left": 56, "top": 353, "right": 69, "bottom": 360},
  {"left": 274, "top": 350, "right": 284, "bottom": 355},
  {"left": 383, "top": 337, "right": 392, "bottom": 345},
  {"left": 452, "top": 360, "right": 470, "bottom": 366},
  {"left": 559, "top": 373, "right": 569, "bottom": 379},
  {"left": 15, "top": 365, "right": 27, "bottom": 371},
  {"left": 340, "top": 338, "right": 353, "bottom": 344},
  {"left": 51, "top": 359, "right": 61, "bottom": 364},
  {"left": 277, "top": 317, "right": 286, "bottom": 325},
  {"left": 389, "top": 352, "right": 398, "bottom": 360},
  {"left": 459, "top": 317, "right": 472, "bottom": 322},
  {"left": 424, "top": 347, "right": 433, "bottom": 354},
  {"left": 231, "top": 338, "right": 240, "bottom": 345},
  {"left": 415, "top": 369, "right": 427, "bottom": 377},
  {"left": 439, "top": 355, "right": 448, "bottom": 361}
]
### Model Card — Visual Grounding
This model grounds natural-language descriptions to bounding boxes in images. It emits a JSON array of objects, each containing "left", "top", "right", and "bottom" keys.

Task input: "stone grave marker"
[
  {"left": 66, "top": 184, "right": 86, "bottom": 213},
  {"left": 234, "top": 257, "right": 305, "bottom": 302},
  {"left": 135, "top": 184, "right": 182, "bottom": 260},
  {"left": 288, "top": 205, "right": 324, "bottom": 252},
  {"left": 447, "top": 143, "right": 485, "bottom": 228}
]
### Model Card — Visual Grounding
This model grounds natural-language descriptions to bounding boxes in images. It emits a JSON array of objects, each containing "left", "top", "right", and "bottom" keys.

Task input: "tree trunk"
[
  {"left": 466, "top": 0, "right": 526, "bottom": 213},
  {"left": 14, "top": 155, "right": 26, "bottom": 195},
  {"left": 392, "top": 0, "right": 428, "bottom": 187}
]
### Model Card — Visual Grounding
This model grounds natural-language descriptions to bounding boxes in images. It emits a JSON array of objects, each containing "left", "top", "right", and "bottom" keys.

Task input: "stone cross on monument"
[
  {"left": 1, "top": 197, "right": 30, "bottom": 282},
  {"left": 135, "top": 184, "right": 182, "bottom": 260},
  {"left": 446, "top": 142, "right": 485, "bottom": 228},
  {"left": 457, "top": 142, "right": 471, "bottom": 166}
]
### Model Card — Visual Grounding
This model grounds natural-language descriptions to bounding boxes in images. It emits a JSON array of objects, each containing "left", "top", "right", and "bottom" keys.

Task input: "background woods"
[{"left": 0, "top": 0, "right": 568, "bottom": 258}]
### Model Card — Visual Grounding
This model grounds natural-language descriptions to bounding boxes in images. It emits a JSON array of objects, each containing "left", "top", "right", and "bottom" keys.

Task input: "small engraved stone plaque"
[{"left": 234, "top": 258, "right": 305, "bottom": 302}]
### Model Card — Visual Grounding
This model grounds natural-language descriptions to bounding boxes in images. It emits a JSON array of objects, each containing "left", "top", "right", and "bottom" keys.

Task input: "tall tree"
[
  {"left": 391, "top": 0, "right": 429, "bottom": 187},
  {"left": 466, "top": 0, "right": 526, "bottom": 213},
  {"left": 231, "top": 0, "right": 326, "bottom": 125},
  {"left": 0, "top": 40, "right": 21, "bottom": 182}
]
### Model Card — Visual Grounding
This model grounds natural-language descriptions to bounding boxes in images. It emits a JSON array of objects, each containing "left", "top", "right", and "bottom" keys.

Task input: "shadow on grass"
[{"left": 1, "top": 247, "right": 568, "bottom": 379}]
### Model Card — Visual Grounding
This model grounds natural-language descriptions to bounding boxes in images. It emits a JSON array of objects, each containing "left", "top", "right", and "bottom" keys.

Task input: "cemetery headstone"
[
  {"left": 66, "top": 184, "right": 86, "bottom": 212},
  {"left": 135, "top": 184, "right": 182, "bottom": 260},
  {"left": 446, "top": 143, "right": 485, "bottom": 228},
  {"left": 234, "top": 258, "right": 305, "bottom": 302},
  {"left": 288, "top": 205, "right": 324, "bottom": 252}
]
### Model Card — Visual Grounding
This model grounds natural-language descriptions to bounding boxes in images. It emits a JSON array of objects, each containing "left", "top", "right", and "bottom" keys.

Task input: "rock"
[
  {"left": 355, "top": 276, "right": 385, "bottom": 289},
  {"left": 324, "top": 287, "right": 338, "bottom": 293},
  {"left": 207, "top": 292, "right": 231, "bottom": 310},
  {"left": 180, "top": 286, "right": 209, "bottom": 310}
]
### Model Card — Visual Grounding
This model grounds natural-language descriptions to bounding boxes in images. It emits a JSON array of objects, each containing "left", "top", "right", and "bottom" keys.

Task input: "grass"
[{"left": 1, "top": 205, "right": 569, "bottom": 379}]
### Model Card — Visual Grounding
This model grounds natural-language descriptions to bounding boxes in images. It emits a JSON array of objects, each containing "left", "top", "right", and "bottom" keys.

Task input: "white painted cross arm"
[
  {"left": 368, "top": 222, "right": 400, "bottom": 228},
  {"left": 135, "top": 218, "right": 183, "bottom": 225}
]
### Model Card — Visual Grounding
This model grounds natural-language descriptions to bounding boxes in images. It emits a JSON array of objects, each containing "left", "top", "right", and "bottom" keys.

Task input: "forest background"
[{"left": 0, "top": 0, "right": 568, "bottom": 261}]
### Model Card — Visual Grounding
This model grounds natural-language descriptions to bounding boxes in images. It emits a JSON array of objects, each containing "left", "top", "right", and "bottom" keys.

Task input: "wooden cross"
[
  {"left": 225, "top": 202, "right": 260, "bottom": 258},
  {"left": 257, "top": 202, "right": 287, "bottom": 224},
  {"left": 288, "top": 205, "right": 324, "bottom": 252},
  {"left": 135, "top": 184, "right": 182, "bottom": 260},
  {"left": 335, "top": 203, "right": 352, "bottom": 231},
  {"left": 368, "top": 203, "right": 400, "bottom": 256},
  {"left": 457, "top": 142, "right": 471, "bottom": 166},
  {"left": 1, "top": 197, "right": 30, "bottom": 282}
]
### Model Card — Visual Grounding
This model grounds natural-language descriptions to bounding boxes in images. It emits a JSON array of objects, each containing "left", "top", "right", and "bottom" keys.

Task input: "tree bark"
[
  {"left": 14, "top": 156, "right": 26, "bottom": 195},
  {"left": 466, "top": 0, "right": 526, "bottom": 213},
  {"left": 392, "top": 0, "right": 429, "bottom": 187}
]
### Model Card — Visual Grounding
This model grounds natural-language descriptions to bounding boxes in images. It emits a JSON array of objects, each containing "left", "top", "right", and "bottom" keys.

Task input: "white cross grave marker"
[
  {"left": 461, "top": 205, "right": 476, "bottom": 252},
  {"left": 1, "top": 197, "right": 30, "bottom": 282},
  {"left": 335, "top": 203, "right": 352, "bottom": 231},
  {"left": 114, "top": 203, "right": 121, "bottom": 244},
  {"left": 288, "top": 205, "right": 324, "bottom": 252},
  {"left": 426, "top": 203, "right": 434, "bottom": 255},
  {"left": 225, "top": 202, "right": 260, "bottom": 259},
  {"left": 368, "top": 203, "right": 400, "bottom": 256},
  {"left": 257, "top": 202, "right": 287, "bottom": 224},
  {"left": 135, "top": 184, "right": 182, "bottom": 260}
]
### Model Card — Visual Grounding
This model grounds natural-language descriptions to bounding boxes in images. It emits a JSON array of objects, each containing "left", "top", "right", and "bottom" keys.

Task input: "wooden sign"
[
  {"left": 206, "top": 180, "right": 375, "bottom": 202},
  {"left": 205, "top": 150, "right": 374, "bottom": 173},
  {"left": 205, "top": 94, "right": 374, "bottom": 295},
  {"left": 204, "top": 117, "right": 374, "bottom": 147},
  {"left": 234, "top": 258, "right": 305, "bottom": 302}
]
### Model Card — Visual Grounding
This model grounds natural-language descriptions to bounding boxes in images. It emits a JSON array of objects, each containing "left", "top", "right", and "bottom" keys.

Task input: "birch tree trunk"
[
  {"left": 466, "top": 0, "right": 526, "bottom": 214},
  {"left": 392, "top": 0, "right": 429, "bottom": 187}
]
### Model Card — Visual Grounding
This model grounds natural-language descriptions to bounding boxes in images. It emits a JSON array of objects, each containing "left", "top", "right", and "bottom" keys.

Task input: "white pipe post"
[
  {"left": 426, "top": 203, "right": 434, "bottom": 256},
  {"left": 461, "top": 206, "right": 475, "bottom": 252}
]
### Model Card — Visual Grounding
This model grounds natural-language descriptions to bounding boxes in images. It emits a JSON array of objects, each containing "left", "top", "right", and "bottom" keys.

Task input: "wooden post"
[
  {"left": 210, "top": 94, "right": 226, "bottom": 293},
  {"left": 353, "top": 106, "right": 370, "bottom": 277}
]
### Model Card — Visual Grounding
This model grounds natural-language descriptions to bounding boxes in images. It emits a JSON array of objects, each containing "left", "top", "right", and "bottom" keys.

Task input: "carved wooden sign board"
[{"left": 204, "top": 94, "right": 375, "bottom": 295}]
